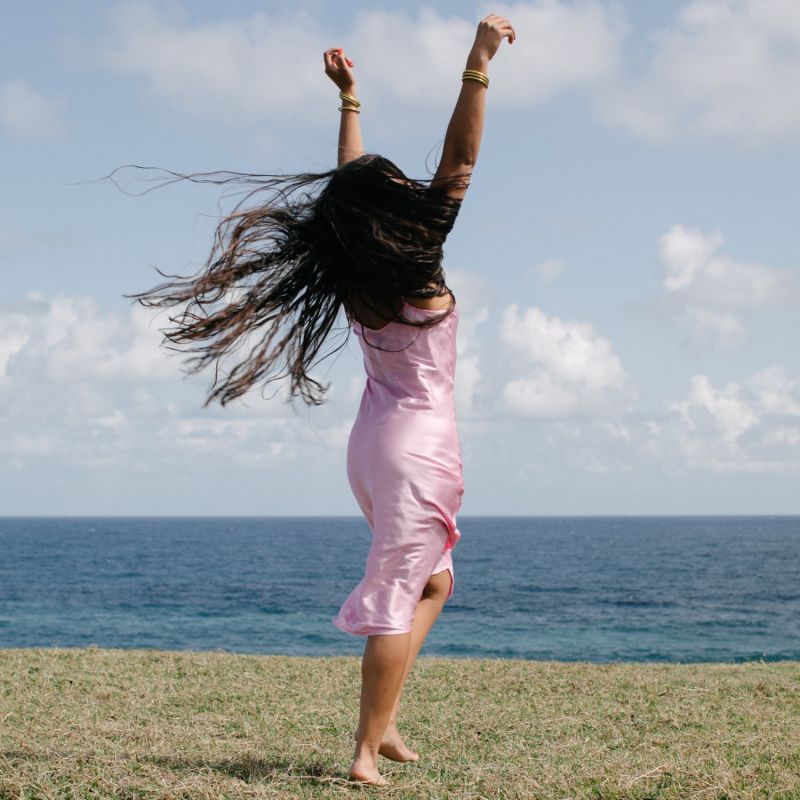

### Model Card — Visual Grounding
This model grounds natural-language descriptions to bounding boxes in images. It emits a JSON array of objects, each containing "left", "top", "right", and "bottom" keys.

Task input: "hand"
[
  {"left": 324, "top": 47, "right": 357, "bottom": 93},
  {"left": 470, "top": 13, "right": 516, "bottom": 61}
]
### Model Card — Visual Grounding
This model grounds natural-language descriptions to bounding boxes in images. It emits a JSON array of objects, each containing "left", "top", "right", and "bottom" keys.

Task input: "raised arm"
[
  {"left": 430, "top": 14, "right": 516, "bottom": 201},
  {"left": 323, "top": 47, "right": 364, "bottom": 167}
]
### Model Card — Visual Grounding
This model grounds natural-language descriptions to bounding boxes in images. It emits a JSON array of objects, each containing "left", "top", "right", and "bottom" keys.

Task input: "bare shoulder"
[
  {"left": 346, "top": 293, "right": 403, "bottom": 330},
  {"left": 405, "top": 286, "right": 454, "bottom": 311}
]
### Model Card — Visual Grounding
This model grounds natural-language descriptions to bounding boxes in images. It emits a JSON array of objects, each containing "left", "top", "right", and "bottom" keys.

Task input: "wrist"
[{"left": 465, "top": 50, "right": 489, "bottom": 71}]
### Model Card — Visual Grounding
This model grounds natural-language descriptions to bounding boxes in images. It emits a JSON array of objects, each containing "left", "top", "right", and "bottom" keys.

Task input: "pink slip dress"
[{"left": 332, "top": 298, "right": 464, "bottom": 636}]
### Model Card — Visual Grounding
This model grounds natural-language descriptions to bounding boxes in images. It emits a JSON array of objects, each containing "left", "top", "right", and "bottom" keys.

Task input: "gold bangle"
[
  {"left": 463, "top": 75, "right": 489, "bottom": 88},
  {"left": 462, "top": 69, "right": 489, "bottom": 88},
  {"left": 339, "top": 91, "right": 361, "bottom": 106},
  {"left": 339, "top": 105, "right": 360, "bottom": 113}
]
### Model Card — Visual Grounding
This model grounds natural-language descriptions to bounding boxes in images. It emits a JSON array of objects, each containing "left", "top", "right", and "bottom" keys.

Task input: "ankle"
[
  {"left": 355, "top": 718, "right": 398, "bottom": 734},
  {"left": 354, "top": 740, "right": 380, "bottom": 761}
]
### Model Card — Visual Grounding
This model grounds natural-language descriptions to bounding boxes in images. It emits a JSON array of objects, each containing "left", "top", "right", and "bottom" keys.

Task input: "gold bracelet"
[
  {"left": 463, "top": 68, "right": 488, "bottom": 81},
  {"left": 463, "top": 70, "right": 489, "bottom": 88},
  {"left": 462, "top": 69, "right": 489, "bottom": 88},
  {"left": 339, "top": 106, "right": 360, "bottom": 113},
  {"left": 339, "top": 91, "right": 361, "bottom": 107}
]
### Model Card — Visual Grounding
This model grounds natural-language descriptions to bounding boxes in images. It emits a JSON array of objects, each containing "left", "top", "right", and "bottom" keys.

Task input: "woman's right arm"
[{"left": 430, "top": 14, "right": 516, "bottom": 201}]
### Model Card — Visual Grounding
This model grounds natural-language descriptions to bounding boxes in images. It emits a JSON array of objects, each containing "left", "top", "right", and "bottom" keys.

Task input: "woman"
[{"left": 125, "top": 12, "right": 515, "bottom": 788}]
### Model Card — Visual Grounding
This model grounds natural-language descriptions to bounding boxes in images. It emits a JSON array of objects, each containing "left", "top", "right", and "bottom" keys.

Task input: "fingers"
[
  {"left": 493, "top": 15, "right": 515, "bottom": 40},
  {"left": 323, "top": 47, "right": 355, "bottom": 69},
  {"left": 494, "top": 19, "right": 515, "bottom": 44},
  {"left": 478, "top": 14, "right": 516, "bottom": 44}
]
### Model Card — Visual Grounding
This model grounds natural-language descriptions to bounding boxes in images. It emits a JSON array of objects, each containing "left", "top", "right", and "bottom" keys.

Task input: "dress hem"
[{"left": 332, "top": 615, "right": 414, "bottom": 636}]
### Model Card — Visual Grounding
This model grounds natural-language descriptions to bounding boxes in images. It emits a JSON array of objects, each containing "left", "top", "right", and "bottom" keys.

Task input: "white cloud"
[
  {"left": 449, "top": 270, "right": 491, "bottom": 420},
  {"left": 655, "top": 223, "right": 799, "bottom": 348},
  {"left": 670, "top": 374, "right": 758, "bottom": 443},
  {"left": 98, "top": 2, "right": 625, "bottom": 126},
  {"left": 101, "top": 2, "right": 327, "bottom": 121},
  {"left": 595, "top": 0, "right": 800, "bottom": 146},
  {"left": 660, "top": 225, "right": 724, "bottom": 292},
  {"left": 355, "top": 2, "right": 626, "bottom": 105},
  {"left": 659, "top": 224, "right": 797, "bottom": 308},
  {"left": 455, "top": 304, "right": 489, "bottom": 419},
  {"left": 498, "top": 303, "right": 634, "bottom": 418},
  {"left": 660, "top": 366, "right": 800, "bottom": 472},
  {"left": 0, "top": 293, "right": 177, "bottom": 382},
  {"left": 750, "top": 365, "right": 800, "bottom": 416},
  {"left": 762, "top": 427, "right": 800, "bottom": 446},
  {"left": 0, "top": 330, "right": 30, "bottom": 381},
  {"left": 0, "top": 80, "right": 64, "bottom": 141},
  {"left": 680, "top": 305, "right": 748, "bottom": 348},
  {"left": 472, "top": 360, "right": 800, "bottom": 481},
  {"left": 0, "top": 292, "right": 357, "bottom": 474},
  {"left": 95, "top": 1, "right": 800, "bottom": 151}
]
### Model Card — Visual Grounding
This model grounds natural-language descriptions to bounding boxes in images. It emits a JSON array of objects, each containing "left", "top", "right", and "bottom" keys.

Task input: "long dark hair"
[{"left": 118, "top": 153, "right": 466, "bottom": 408}]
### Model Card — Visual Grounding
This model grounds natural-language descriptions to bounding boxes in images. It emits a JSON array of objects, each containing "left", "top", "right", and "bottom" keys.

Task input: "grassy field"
[{"left": 0, "top": 647, "right": 798, "bottom": 799}]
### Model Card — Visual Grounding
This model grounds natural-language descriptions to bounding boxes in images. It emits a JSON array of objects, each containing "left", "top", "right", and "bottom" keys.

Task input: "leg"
[
  {"left": 354, "top": 568, "right": 451, "bottom": 762},
  {"left": 349, "top": 630, "right": 411, "bottom": 785},
  {"left": 389, "top": 568, "right": 451, "bottom": 725}
]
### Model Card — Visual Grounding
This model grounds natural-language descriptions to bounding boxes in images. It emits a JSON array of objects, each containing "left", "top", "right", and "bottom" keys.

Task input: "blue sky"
[{"left": 2, "top": 0, "right": 799, "bottom": 515}]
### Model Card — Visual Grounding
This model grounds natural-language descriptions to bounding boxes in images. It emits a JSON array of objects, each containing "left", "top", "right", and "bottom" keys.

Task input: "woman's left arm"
[
  {"left": 324, "top": 47, "right": 363, "bottom": 167},
  {"left": 337, "top": 93, "right": 364, "bottom": 167}
]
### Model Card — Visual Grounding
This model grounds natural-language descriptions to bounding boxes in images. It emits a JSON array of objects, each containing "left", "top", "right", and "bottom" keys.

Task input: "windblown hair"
[{"left": 119, "top": 153, "right": 466, "bottom": 408}]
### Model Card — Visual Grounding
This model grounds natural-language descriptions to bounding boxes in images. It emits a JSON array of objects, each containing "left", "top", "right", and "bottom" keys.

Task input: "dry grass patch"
[{"left": 1, "top": 647, "right": 798, "bottom": 798}]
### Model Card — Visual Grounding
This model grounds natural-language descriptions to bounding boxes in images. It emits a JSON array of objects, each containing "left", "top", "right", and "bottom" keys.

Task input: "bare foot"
[
  {"left": 354, "top": 723, "right": 420, "bottom": 762},
  {"left": 348, "top": 756, "right": 388, "bottom": 786}
]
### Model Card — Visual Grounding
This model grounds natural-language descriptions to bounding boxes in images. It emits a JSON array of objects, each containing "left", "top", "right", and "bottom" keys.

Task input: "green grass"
[{"left": 1, "top": 647, "right": 798, "bottom": 798}]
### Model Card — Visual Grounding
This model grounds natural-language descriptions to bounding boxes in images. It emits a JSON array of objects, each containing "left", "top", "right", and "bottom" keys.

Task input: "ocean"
[{"left": 1, "top": 515, "right": 798, "bottom": 662}]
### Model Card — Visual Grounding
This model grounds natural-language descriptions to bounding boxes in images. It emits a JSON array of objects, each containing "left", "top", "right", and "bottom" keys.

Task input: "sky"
[{"left": 1, "top": 0, "right": 799, "bottom": 515}]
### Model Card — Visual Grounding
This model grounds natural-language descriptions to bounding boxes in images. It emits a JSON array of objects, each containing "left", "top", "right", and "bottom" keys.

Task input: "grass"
[{"left": 1, "top": 647, "right": 798, "bottom": 799}]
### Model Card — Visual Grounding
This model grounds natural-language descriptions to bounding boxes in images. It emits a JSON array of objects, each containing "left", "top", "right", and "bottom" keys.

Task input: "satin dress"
[{"left": 332, "top": 298, "right": 464, "bottom": 636}]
